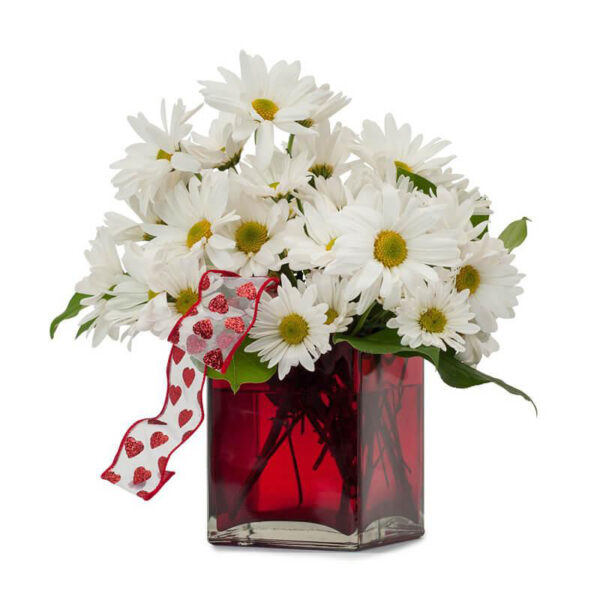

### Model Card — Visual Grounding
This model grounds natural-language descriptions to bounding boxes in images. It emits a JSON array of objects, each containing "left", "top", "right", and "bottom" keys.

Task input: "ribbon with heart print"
[{"left": 101, "top": 269, "right": 278, "bottom": 500}]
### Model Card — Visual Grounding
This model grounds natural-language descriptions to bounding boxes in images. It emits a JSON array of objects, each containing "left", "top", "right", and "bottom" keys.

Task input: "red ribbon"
[{"left": 101, "top": 270, "right": 278, "bottom": 500}]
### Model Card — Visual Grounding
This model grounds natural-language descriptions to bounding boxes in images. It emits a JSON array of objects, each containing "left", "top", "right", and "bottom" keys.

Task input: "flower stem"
[
  {"left": 350, "top": 301, "right": 376, "bottom": 336},
  {"left": 280, "top": 263, "right": 298, "bottom": 287},
  {"left": 286, "top": 134, "right": 295, "bottom": 156}
]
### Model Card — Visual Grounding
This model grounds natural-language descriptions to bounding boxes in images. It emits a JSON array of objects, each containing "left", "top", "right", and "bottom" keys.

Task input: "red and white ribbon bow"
[{"left": 101, "top": 270, "right": 277, "bottom": 500}]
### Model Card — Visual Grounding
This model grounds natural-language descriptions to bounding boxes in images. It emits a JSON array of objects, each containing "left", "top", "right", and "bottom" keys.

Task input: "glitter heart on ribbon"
[{"left": 101, "top": 270, "right": 278, "bottom": 500}]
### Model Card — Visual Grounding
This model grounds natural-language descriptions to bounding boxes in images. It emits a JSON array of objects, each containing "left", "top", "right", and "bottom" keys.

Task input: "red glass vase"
[{"left": 207, "top": 342, "right": 424, "bottom": 550}]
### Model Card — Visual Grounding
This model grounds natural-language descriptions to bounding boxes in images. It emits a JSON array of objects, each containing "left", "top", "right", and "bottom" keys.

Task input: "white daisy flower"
[
  {"left": 326, "top": 183, "right": 460, "bottom": 305},
  {"left": 75, "top": 228, "right": 124, "bottom": 302},
  {"left": 183, "top": 113, "right": 245, "bottom": 170},
  {"left": 77, "top": 303, "right": 120, "bottom": 348},
  {"left": 110, "top": 100, "right": 201, "bottom": 213},
  {"left": 457, "top": 331, "right": 500, "bottom": 366},
  {"left": 236, "top": 149, "right": 312, "bottom": 200},
  {"left": 352, "top": 114, "right": 454, "bottom": 184},
  {"left": 303, "top": 272, "right": 357, "bottom": 333},
  {"left": 452, "top": 177, "right": 492, "bottom": 216},
  {"left": 426, "top": 186, "right": 487, "bottom": 244},
  {"left": 200, "top": 51, "right": 326, "bottom": 168},
  {"left": 221, "top": 194, "right": 291, "bottom": 277},
  {"left": 347, "top": 161, "right": 435, "bottom": 206},
  {"left": 387, "top": 280, "right": 479, "bottom": 352},
  {"left": 74, "top": 228, "right": 125, "bottom": 346},
  {"left": 104, "top": 211, "right": 146, "bottom": 243},
  {"left": 292, "top": 85, "right": 350, "bottom": 130},
  {"left": 452, "top": 235, "right": 524, "bottom": 333},
  {"left": 418, "top": 166, "right": 464, "bottom": 189},
  {"left": 142, "top": 172, "right": 238, "bottom": 268},
  {"left": 246, "top": 276, "right": 332, "bottom": 379},
  {"left": 300, "top": 175, "right": 353, "bottom": 210},
  {"left": 286, "top": 194, "right": 342, "bottom": 270},
  {"left": 346, "top": 159, "right": 423, "bottom": 201},
  {"left": 103, "top": 243, "right": 157, "bottom": 344},
  {"left": 136, "top": 254, "right": 202, "bottom": 339},
  {"left": 104, "top": 189, "right": 171, "bottom": 244},
  {"left": 293, "top": 121, "right": 354, "bottom": 179}
]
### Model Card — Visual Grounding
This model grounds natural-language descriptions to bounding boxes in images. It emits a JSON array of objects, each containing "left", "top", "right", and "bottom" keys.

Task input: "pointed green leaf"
[
  {"left": 499, "top": 217, "right": 530, "bottom": 252},
  {"left": 193, "top": 338, "right": 277, "bottom": 394},
  {"left": 76, "top": 318, "right": 96, "bottom": 338},
  {"left": 334, "top": 328, "right": 405, "bottom": 354},
  {"left": 470, "top": 213, "right": 489, "bottom": 239},
  {"left": 396, "top": 166, "right": 437, "bottom": 195},
  {"left": 334, "top": 329, "right": 442, "bottom": 364},
  {"left": 394, "top": 345, "right": 441, "bottom": 364},
  {"left": 334, "top": 329, "right": 534, "bottom": 411},
  {"left": 50, "top": 292, "right": 91, "bottom": 339},
  {"left": 436, "top": 352, "right": 536, "bottom": 414}
]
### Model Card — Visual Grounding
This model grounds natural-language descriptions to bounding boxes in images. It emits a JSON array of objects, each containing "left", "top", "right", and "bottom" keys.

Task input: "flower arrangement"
[{"left": 51, "top": 51, "right": 532, "bottom": 408}]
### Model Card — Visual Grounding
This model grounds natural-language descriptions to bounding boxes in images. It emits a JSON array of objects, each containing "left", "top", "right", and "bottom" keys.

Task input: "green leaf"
[
  {"left": 192, "top": 338, "right": 277, "bottom": 394},
  {"left": 436, "top": 352, "right": 537, "bottom": 415},
  {"left": 394, "top": 345, "right": 441, "bottom": 364},
  {"left": 499, "top": 217, "right": 530, "bottom": 252},
  {"left": 334, "top": 328, "right": 408, "bottom": 354},
  {"left": 396, "top": 166, "right": 437, "bottom": 195},
  {"left": 334, "top": 329, "right": 441, "bottom": 364},
  {"left": 470, "top": 213, "right": 489, "bottom": 238},
  {"left": 335, "top": 329, "right": 535, "bottom": 412},
  {"left": 50, "top": 292, "right": 91, "bottom": 339},
  {"left": 76, "top": 318, "right": 96, "bottom": 338}
]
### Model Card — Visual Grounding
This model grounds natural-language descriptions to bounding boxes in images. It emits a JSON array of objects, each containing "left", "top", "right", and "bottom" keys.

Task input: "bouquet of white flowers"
[{"left": 51, "top": 51, "right": 531, "bottom": 407}]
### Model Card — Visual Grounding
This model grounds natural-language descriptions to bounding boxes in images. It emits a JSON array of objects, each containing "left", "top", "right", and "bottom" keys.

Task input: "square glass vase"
[{"left": 207, "top": 342, "right": 424, "bottom": 551}]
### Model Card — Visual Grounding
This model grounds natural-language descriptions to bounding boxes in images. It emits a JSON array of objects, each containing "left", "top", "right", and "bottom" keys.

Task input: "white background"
[{"left": 2, "top": 1, "right": 599, "bottom": 598}]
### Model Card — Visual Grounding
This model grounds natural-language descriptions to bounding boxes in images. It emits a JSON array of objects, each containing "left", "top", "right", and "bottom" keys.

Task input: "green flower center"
[
  {"left": 187, "top": 219, "right": 212, "bottom": 248},
  {"left": 394, "top": 160, "right": 412, "bottom": 172},
  {"left": 252, "top": 98, "right": 279, "bottom": 121},
  {"left": 418, "top": 308, "right": 447, "bottom": 334},
  {"left": 279, "top": 313, "right": 309, "bottom": 345},
  {"left": 297, "top": 118, "right": 314, "bottom": 128},
  {"left": 325, "top": 308, "right": 339, "bottom": 325},
  {"left": 309, "top": 163, "right": 334, "bottom": 179},
  {"left": 175, "top": 288, "right": 199, "bottom": 315},
  {"left": 268, "top": 181, "right": 280, "bottom": 190},
  {"left": 156, "top": 149, "right": 173, "bottom": 161},
  {"left": 147, "top": 289, "right": 159, "bottom": 301},
  {"left": 235, "top": 221, "right": 268, "bottom": 254},
  {"left": 373, "top": 230, "right": 407, "bottom": 267},
  {"left": 455, "top": 265, "right": 481, "bottom": 295}
]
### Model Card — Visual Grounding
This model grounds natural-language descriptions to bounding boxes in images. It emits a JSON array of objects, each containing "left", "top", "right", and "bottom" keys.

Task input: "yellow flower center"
[
  {"left": 156, "top": 149, "right": 173, "bottom": 161},
  {"left": 455, "top": 265, "right": 481, "bottom": 295},
  {"left": 147, "top": 289, "right": 159, "bottom": 301},
  {"left": 325, "top": 237, "right": 337, "bottom": 251},
  {"left": 186, "top": 219, "right": 212, "bottom": 248},
  {"left": 279, "top": 313, "right": 309, "bottom": 345},
  {"left": 418, "top": 308, "right": 447, "bottom": 334},
  {"left": 373, "top": 230, "right": 407, "bottom": 267},
  {"left": 235, "top": 221, "right": 268, "bottom": 254},
  {"left": 309, "top": 163, "right": 334, "bottom": 179},
  {"left": 268, "top": 181, "right": 280, "bottom": 190},
  {"left": 175, "top": 288, "right": 199, "bottom": 315},
  {"left": 252, "top": 98, "right": 279, "bottom": 121},
  {"left": 394, "top": 160, "right": 412, "bottom": 172},
  {"left": 325, "top": 308, "right": 339, "bottom": 325}
]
